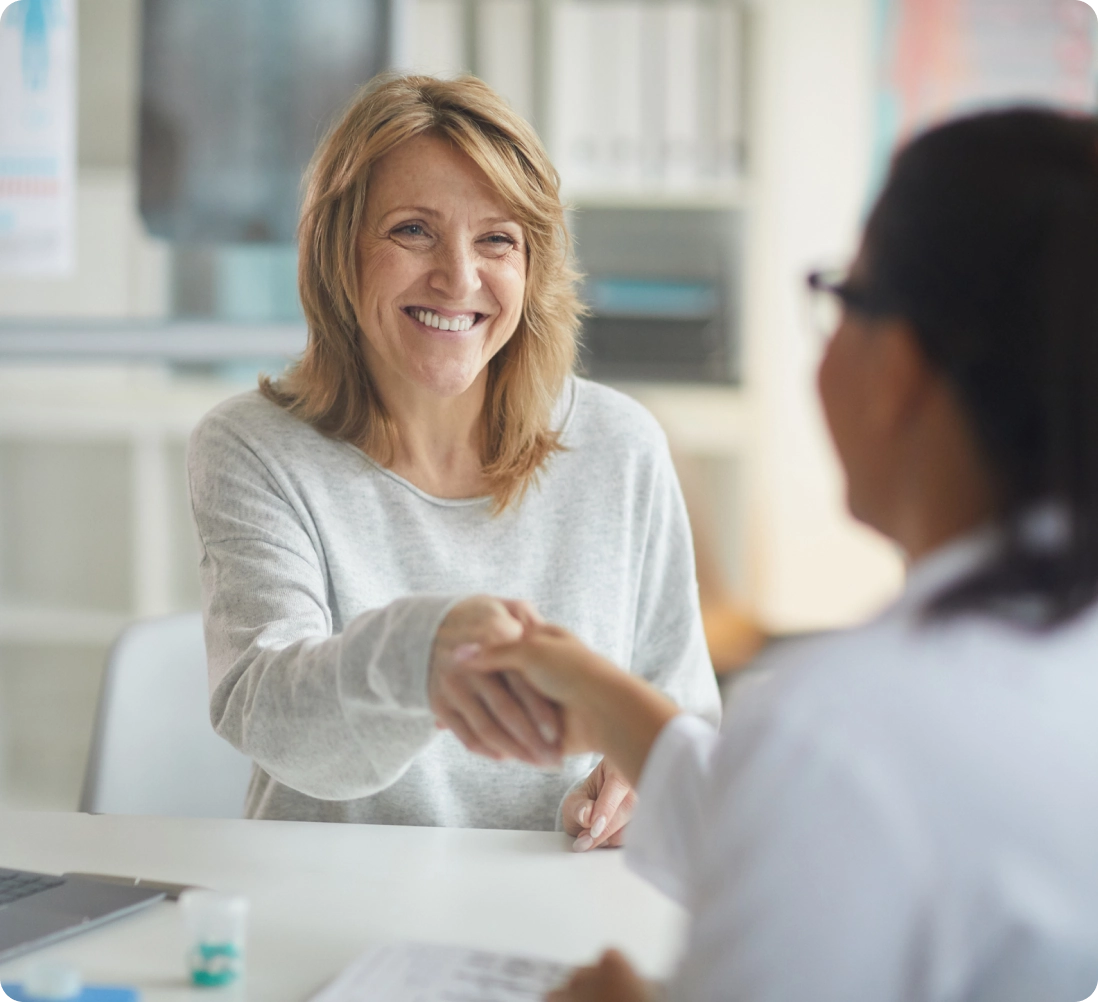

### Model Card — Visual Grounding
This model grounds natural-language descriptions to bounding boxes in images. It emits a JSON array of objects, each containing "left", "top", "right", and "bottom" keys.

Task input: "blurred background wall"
[{"left": 0, "top": 0, "right": 1094, "bottom": 811}]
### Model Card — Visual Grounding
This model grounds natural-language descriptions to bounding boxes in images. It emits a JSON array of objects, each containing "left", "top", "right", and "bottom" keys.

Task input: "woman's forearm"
[
  {"left": 580, "top": 663, "right": 680, "bottom": 787},
  {"left": 208, "top": 592, "right": 457, "bottom": 800}
]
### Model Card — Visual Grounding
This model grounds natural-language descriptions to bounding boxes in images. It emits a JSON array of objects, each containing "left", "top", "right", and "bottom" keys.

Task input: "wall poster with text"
[{"left": 0, "top": 0, "right": 76, "bottom": 276}]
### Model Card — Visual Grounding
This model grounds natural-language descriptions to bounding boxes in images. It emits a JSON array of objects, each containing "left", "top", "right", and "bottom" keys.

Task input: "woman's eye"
[
  {"left": 481, "top": 234, "right": 517, "bottom": 252},
  {"left": 393, "top": 223, "right": 427, "bottom": 238}
]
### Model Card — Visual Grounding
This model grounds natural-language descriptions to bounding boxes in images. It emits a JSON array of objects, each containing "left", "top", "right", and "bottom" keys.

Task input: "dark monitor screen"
[{"left": 139, "top": 0, "right": 389, "bottom": 244}]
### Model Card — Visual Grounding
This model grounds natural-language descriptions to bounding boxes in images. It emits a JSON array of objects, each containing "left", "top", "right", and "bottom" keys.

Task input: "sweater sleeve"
[
  {"left": 631, "top": 440, "right": 722, "bottom": 725},
  {"left": 187, "top": 411, "right": 460, "bottom": 801}
]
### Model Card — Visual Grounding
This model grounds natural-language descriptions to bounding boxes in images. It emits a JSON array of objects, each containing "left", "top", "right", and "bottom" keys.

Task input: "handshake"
[{"left": 428, "top": 595, "right": 637, "bottom": 852}]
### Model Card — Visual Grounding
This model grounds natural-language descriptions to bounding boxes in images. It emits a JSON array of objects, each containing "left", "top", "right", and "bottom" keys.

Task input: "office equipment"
[
  {"left": 310, "top": 942, "right": 571, "bottom": 1001},
  {"left": 0, "top": 867, "right": 162, "bottom": 964},
  {"left": 0, "top": 810, "right": 686, "bottom": 1001},
  {"left": 80, "top": 614, "right": 253, "bottom": 818},
  {"left": 61, "top": 874, "right": 201, "bottom": 902}
]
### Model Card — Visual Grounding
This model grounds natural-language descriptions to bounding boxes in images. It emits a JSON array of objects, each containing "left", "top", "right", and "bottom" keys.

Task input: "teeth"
[{"left": 412, "top": 308, "right": 475, "bottom": 332}]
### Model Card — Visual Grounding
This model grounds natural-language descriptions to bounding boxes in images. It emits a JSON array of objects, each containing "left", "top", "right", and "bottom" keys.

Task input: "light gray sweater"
[{"left": 187, "top": 377, "right": 721, "bottom": 829}]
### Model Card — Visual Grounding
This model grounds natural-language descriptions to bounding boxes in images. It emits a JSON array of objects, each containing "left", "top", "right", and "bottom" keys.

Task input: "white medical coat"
[{"left": 628, "top": 533, "right": 1098, "bottom": 1002}]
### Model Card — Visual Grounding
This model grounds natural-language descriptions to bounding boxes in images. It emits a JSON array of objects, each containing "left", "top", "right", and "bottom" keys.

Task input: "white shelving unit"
[
  {"left": 0, "top": 365, "right": 245, "bottom": 809},
  {"left": 0, "top": 365, "right": 245, "bottom": 633}
]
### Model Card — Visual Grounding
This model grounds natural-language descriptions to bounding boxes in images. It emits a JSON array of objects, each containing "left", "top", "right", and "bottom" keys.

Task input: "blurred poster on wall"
[
  {"left": 0, "top": 0, "right": 77, "bottom": 275},
  {"left": 873, "top": 0, "right": 1098, "bottom": 186}
]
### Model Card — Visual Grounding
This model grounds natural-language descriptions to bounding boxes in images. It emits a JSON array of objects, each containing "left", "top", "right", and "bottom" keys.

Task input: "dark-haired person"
[{"left": 467, "top": 107, "right": 1098, "bottom": 1002}]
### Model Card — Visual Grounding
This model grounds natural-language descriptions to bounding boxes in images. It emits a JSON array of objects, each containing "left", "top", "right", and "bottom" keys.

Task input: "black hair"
[{"left": 861, "top": 107, "right": 1098, "bottom": 628}]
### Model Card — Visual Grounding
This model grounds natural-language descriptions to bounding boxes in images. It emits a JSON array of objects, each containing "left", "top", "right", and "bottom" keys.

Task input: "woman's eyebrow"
[
  {"left": 380, "top": 206, "right": 441, "bottom": 221},
  {"left": 378, "top": 207, "right": 520, "bottom": 229}
]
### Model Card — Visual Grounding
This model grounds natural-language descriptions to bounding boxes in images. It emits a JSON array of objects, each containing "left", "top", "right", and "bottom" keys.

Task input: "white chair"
[{"left": 80, "top": 612, "right": 253, "bottom": 818}]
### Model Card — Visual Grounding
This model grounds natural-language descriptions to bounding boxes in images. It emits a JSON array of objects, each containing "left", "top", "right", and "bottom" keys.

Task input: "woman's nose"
[{"left": 429, "top": 240, "right": 481, "bottom": 300}]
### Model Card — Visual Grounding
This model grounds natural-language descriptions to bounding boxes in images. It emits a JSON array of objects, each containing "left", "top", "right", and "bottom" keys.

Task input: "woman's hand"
[
  {"left": 563, "top": 759, "right": 636, "bottom": 852},
  {"left": 459, "top": 623, "right": 616, "bottom": 751},
  {"left": 547, "top": 950, "right": 654, "bottom": 1002},
  {"left": 461, "top": 624, "right": 679, "bottom": 786},
  {"left": 430, "top": 596, "right": 563, "bottom": 766}
]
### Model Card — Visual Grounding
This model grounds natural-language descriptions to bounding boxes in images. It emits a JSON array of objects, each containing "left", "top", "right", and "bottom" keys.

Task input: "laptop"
[{"left": 0, "top": 866, "right": 163, "bottom": 962}]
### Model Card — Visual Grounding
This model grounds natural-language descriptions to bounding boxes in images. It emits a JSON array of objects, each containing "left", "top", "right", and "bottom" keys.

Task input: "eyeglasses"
[{"left": 804, "top": 269, "right": 891, "bottom": 343}]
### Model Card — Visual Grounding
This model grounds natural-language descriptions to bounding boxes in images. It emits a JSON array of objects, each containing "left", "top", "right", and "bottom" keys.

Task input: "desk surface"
[{"left": 0, "top": 811, "right": 686, "bottom": 1001}]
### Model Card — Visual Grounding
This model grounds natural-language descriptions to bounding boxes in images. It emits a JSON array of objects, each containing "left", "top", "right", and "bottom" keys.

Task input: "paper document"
[{"left": 310, "top": 942, "right": 573, "bottom": 1002}]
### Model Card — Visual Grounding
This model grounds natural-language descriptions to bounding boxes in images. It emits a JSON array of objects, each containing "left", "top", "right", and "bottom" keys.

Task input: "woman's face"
[
  {"left": 355, "top": 133, "right": 527, "bottom": 402},
  {"left": 818, "top": 306, "right": 883, "bottom": 527},
  {"left": 816, "top": 253, "right": 907, "bottom": 533}
]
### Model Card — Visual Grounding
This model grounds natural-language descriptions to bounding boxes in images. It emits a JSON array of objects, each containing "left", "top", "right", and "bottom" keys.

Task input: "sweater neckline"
[{"left": 338, "top": 377, "right": 581, "bottom": 507}]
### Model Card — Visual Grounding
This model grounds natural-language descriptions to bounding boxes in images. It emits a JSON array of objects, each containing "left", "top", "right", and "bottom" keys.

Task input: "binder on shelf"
[
  {"left": 409, "top": 0, "right": 465, "bottom": 77},
  {"left": 422, "top": 0, "right": 745, "bottom": 198},
  {"left": 714, "top": 3, "right": 744, "bottom": 178},
  {"left": 547, "top": 0, "right": 744, "bottom": 196},
  {"left": 662, "top": 3, "right": 701, "bottom": 185},
  {"left": 587, "top": 278, "right": 718, "bottom": 321},
  {"left": 476, "top": 0, "right": 536, "bottom": 123}
]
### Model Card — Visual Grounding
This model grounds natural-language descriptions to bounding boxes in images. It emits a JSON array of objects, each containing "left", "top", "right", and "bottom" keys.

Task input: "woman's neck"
[{"left": 370, "top": 369, "right": 490, "bottom": 499}]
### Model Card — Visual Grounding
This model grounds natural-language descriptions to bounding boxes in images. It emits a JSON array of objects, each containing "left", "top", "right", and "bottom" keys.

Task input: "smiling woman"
[
  {"left": 184, "top": 75, "right": 721, "bottom": 841},
  {"left": 264, "top": 75, "right": 579, "bottom": 510},
  {"left": 350, "top": 133, "right": 531, "bottom": 497}
]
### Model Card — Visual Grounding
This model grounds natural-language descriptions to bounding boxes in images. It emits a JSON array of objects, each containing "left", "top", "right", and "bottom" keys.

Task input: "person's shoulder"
[
  {"left": 720, "top": 598, "right": 1085, "bottom": 762},
  {"left": 191, "top": 390, "right": 318, "bottom": 454},
  {"left": 721, "top": 614, "right": 914, "bottom": 745},
  {"left": 188, "top": 390, "right": 337, "bottom": 484},
  {"left": 194, "top": 388, "right": 300, "bottom": 434},
  {"left": 564, "top": 377, "right": 668, "bottom": 454}
]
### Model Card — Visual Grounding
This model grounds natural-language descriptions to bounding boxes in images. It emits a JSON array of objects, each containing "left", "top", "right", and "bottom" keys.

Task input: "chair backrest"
[{"left": 80, "top": 612, "right": 253, "bottom": 817}]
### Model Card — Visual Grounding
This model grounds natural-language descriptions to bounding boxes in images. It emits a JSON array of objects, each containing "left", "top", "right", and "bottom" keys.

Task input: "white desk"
[{"left": 0, "top": 811, "right": 686, "bottom": 1000}]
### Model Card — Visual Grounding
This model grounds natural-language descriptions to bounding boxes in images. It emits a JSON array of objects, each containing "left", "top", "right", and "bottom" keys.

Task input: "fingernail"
[
  {"left": 590, "top": 816, "right": 607, "bottom": 839},
  {"left": 539, "top": 721, "right": 558, "bottom": 743},
  {"left": 453, "top": 642, "right": 481, "bottom": 662},
  {"left": 578, "top": 803, "right": 591, "bottom": 827},
  {"left": 573, "top": 834, "right": 594, "bottom": 852}
]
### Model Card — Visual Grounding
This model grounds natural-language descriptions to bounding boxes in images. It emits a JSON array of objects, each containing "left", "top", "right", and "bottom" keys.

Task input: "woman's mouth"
[{"left": 403, "top": 307, "right": 484, "bottom": 333}]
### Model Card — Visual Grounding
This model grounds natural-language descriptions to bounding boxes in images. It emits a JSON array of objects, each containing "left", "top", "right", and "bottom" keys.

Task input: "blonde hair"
[{"left": 260, "top": 73, "right": 582, "bottom": 511}]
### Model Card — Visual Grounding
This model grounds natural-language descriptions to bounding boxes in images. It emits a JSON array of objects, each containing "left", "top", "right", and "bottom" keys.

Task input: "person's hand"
[
  {"left": 430, "top": 596, "right": 563, "bottom": 766},
  {"left": 562, "top": 759, "right": 636, "bottom": 852},
  {"left": 459, "top": 622, "right": 680, "bottom": 787},
  {"left": 458, "top": 624, "right": 604, "bottom": 747},
  {"left": 547, "top": 950, "right": 654, "bottom": 1002},
  {"left": 458, "top": 623, "right": 624, "bottom": 755}
]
